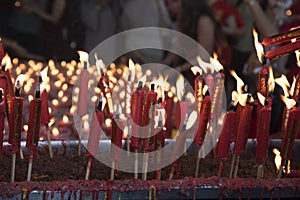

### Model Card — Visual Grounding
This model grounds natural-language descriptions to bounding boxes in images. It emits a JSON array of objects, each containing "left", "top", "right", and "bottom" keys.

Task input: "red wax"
[
  {"left": 86, "top": 111, "right": 104, "bottom": 157},
  {"left": 231, "top": 104, "right": 244, "bottom": 142},
  {"left": 194, "top": 95, "right": 212, "bottom": 145},
  {"left": 131, "top": 86, "right": 145, "bottom": 148},
  {"left": 0, "top": 98, "right": 5, "bottom": 157},
  {"left": 98, "top": 75, "right": 114, "bottom": 116},
  {"left": 266, "top": 40, "right": 300, "bottom": 61},
  {"left": 40, "top": 90, "right": 50, "bottom": 126},
  {"left": 111, "top": 117, "right": 124, "bottom": 161},
  {"left": 179, "top": 101, "right": 188, "bottom": 131},
  {"left": 256, "top": 106, "right": 272, "bottom": 164},
  {"left": 234, "top": 105, "right": 253, "bottom": 155},
  {"left": 262, "top": 27, "right": 300, "bottom": 47},
  {"left": 164, "top": 93, "right": 174, "bottom": 138},
  {"left": 173, "top": 101, "right": 181, "bottom": 130},
  {"left": 216, "top": 110, "right": 236, "bottom": 161},
  {"left": 78, "top": 70, "right": 89, "bottom": 117},
  {"left": 258, "top": 66, "right": 269, "bottom": 98},
  {"left": 281, "top": 107, "right": 300, "bottom": 161},
  {"left": 206, "top": 74, "right": 215, "bottom": 97},
  {"left": 4, "top": 69, "right": 14, "bottom": 99},
  {"left": 26, "top": 99, "right": 42, "bottom": 150},
  {"left": 0, "top": 42, "right": 4, "bottom": 63},
  {"left": 8, "top": 97, "right": 23, "bottom": 147},
  {"left": 194, "top": 75, "right": 204, "bottom": 112},
  {"left": 293, "top": 75, "right": 300, "bottom": 104}
]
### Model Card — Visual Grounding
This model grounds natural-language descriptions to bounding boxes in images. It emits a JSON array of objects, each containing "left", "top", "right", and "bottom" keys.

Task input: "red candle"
[
  {"left": 0, "top": 90, "right": 5, "bottom": 157},
  {"left": 143, "top": 84, "right": 157, "bottom": 151},
  {"left": 216, "top": 108, "right": 236, "bottom": 161},
  {"left": 111, "top": 111, "right": 124, "bottom": 161},
  {"left": 231, "top": 103, "right": 244, "bottom": 142},
  {"left": 206, "top": 74, "right": 215, "bottom": 98},
  {"left": 265, "top": 40, "right": 300, "bottom": 61},
  {"left": 194, "top": 75, "right": 204, "bottom": 112},
  {"left": 25, "top": 96, "right": 42, "bottom": 151},
  {"left": 179, "top": 101, "right": 188, "bottom": 131},
  {"left": 293, "top": 74, "right": 300, "bottom": 103},
  {"left": 40, "top": 90, "right": 50, "bottom": 126},
  {"left": 194, "top": 93, "right": 212, "bottom": 145},
  {"left": 164, "top": 91, "right": 174, "bottom": 138},
  {"left": 258, "top": 66, "right": 269, "bottom": 98},
  {"left": 256, "top": 101, "right": 272, "bottom": 164},
  {"left": 86, "top": 100, "right": 104, "bottom": 157},
  {"left": 234, "top": 101, "right": 253, "bottom": 155},
  {"left": 78, "top": 63, "right": 89, "bottom": 117},
  {"left": 131, "top": 81, "right": 145, "bottom": 149},
  {"left": 0, "top": 39, "right": 4, "bottom": 63},
  {"left": 173, "top": 100, "right": 181, "bottom": 130},
  {"left": 155, "top": 125, "right": 165, "bottom": 179},
  {"left": 262, "top": 27, "right": 300, "bottom": 47},
  {"left": 98, "top": 74, "right": 114, "bottom": 117}
]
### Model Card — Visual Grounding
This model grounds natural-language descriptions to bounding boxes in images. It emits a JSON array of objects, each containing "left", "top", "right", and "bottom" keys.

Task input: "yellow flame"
[
  {"left": 253, "top": 29, "right": 264, "bottom": 63},
  {"left": 96, "top": 59, "right": 105, "bottom": 75},
  {"left": 15, "top": 74, "right": 27, "bottom": 87},
  {"left": 62, "top": 115, "right": 69, "bottom": 123},
  {"left": 296, "top": 50, "right": 300, "bottom": 67},
  {"left": 191, "top": 66, "right": 202, "bottom": 76},
  {"left": 203, "top": 85, "right": 209, "bottom": 96},
  {"left": 186, "top": 111, "right": 197, "bottom": 130},
  {"left": 49, "top": 117, "right": 55, "bottom": 127},
  {"left": 210, "top": 53, "right": 224, "bottom": 72},
  {"left": 196, "top": 56, "right": 212, "bottom": 74},
  {"left": 105, "top": 118, "right": 112, "bottom": 127},
  {"left": 138, "top": 75, "right": 147, "bottom": 86},
  {"left": 230, "top": 70, "right": 245, "bottom": 94},
  {"left": 232, "top": 91, "right": 239, "bottom": 106},
  {"left": 77, "top": 51, "right": 89, "bottom": 63},
  {"left": 238, "top": 93, "right": 248, "bottom": 107},
  {"left": 28, "top": 95, "right": 33, "bottom": 102},
  {"left": 52, "top": 127, "right": 60, "bottom": 136},
  {"left": 290, "top": 77, "right": 297, "bottom": 96},
  {"left": 273, "top": 148, "right": 282, "bottom": 171},
  {"left": 257, "top": 92, "right": 266, "bottom": 106},
  {"left": 268, "top": 67, "right": 275, "bottom": 93},
  {"left": 1, "top": 54, "right": 12, "bottom": 70},
  {"left": 176, "top": 75, "right": 185, "bottom": 100},
  {"left": 129, "top": 59, "right": 135, "bottom": 82},
  {"left": 281, "top": 95, "right": 296, "bottom": 109},
  {"left": 275, "top": 75, "right": 290, "bottom": 97}
]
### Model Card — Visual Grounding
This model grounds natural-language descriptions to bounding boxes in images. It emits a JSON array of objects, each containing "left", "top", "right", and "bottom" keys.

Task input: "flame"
[
  {"left": 40, "top": 67, "right": 49, "bottom": 91},
  {"left": 275, "top": 75, "right": 290, "bottom": 97},
  {"left": 186, "top": 111, "right": 197, "bottom": 130},
  {"left": 238, "top": 93, "right": 248, "bottom": 107},
  {"left": 138, "top": 75, "right": 147, "bottom": 86},
  {"left": 191, "top": 66, "right": 202, "bottom": 76},
  {"left": 296, "top": 50, "right": 300, "bottom": 67},
  {"left": 230, "top": 70, "right": 245, "bottom": 94},
  {"left": 257, "top": 92, "right": 266, "bottom": 106},
  {"left": 232, "top": 91, "right": 239, "bottom": 106},
  {"left": 15, "top": 74, "right": 27, "bottom": 87},
  {"left": 1, "top": 54, "right": 12, "bottom": 69},
  {"left": 268, "top": 67, "right": 275, "bottom": 93},
  {"left": 49, "top": 117, "right": 55, "bottom": 127},
  {"left": 77, "top": 51, "right": 89, "bottom": 63},
  {"left": 273, "top": 148, "right": 282, "bottom": 171},
  {"left": 253, "top": 29, "right": 264, "bottom": 63},
  {"left": 52, "top": 127, "right": 60, "bottom": 136},
  {"left": 196, "top": 56, "right": 212, "bottom": 74},
  {"left": 210, "top": 53, "right": 224, "bottom": 72},
  {"left": 176, "top": 75, "right": 185, "bottom": 100},
  {"left": 281, "top": 95, "right": 296, "bottom": 109},
  {"left": 203, "top": 85, "right": 209, "bottom": 96},
  {"left": 96, "top": 59, "right": 105, "bottom": 75},
  {"left": 290, "top": 77, "right": 297, "bottom": 96},
  {"left": 129, "top": 59, "right": 135, "bottom": 82},
  {"left": 62, "top": 115, "right": 69, "bottom": 123}
]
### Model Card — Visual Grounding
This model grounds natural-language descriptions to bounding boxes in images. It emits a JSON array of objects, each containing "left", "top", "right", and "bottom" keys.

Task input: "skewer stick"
[
  {"left": 11, "top": 148, "right": 16, "bottom": 183},
  {"left": 233, "top": 155, "right": 240, "bottom": 178},
  {"left": 194, "top": 148, "right": 201, "bottom": 177},
  {"left": 142, "top": 152, "right": 149, "bottom": 181},
  {"left": 85, "top": 157, "right": 93, "bottom": 180},
  {"left": 110, "top": 161, "right": 116, "bottom": 180},
  {"left": 257, "top": 164, "right": 264, "bottom": 179},
  {"left": 46, "top": 126, "right": 53, "bottom": 158},
  {"left": 218, "top": 160, "right": 224, "bottom": 178},
  {"left": 78, "top": 120, "right": 83, "bottom": 156},
  {"left": 229, "top": 154, "right": 236, "bottom": 178},
  {"left": 19, "top": 147, "right": 24, "bottom": 160},
  {"left": 134, "top": 149, "right": 138, "bottom": 179},
  {"left": 27, "top": 152, "right": 34, "bottom": 181}
]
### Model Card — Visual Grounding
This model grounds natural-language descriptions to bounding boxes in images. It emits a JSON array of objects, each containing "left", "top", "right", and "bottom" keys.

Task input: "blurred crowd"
[{"left": 0, "top": 0, "right": 300, "bottom": 79}]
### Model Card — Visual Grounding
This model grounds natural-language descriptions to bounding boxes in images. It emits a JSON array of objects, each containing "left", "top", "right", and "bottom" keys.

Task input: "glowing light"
[
  {"left": 176, "top": 75, "right": 185, "bottom": 101},
  {"left": 273, "top": 148, "right": 282, "bottom": 171},
  {"left": 281, "top": 95, "right": 296, "bottom": 109},
  {"left": 230, "top": 70, "right": 245, "bottom": 94},
  {"left": 52, "top": 128, "right": 60, "bottom": 136},
  {"left": 253, "top": 29, "right": 264, "bottom": 63},
  {"left": 191, "top": 66, "right": 202, "bottom": 76},
  {"left": 275, "top": 75, "right": 290, "bottom": 97}
]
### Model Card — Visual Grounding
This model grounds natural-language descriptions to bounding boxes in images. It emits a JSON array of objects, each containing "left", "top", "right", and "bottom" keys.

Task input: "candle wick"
[
  {"left": 83, "top": 61, "right": 88, "bottom": 70},
  {"left": 97, "top": 96, "right": 103, "bottom": 111},
  {"left": 138, "top": 81, "right": 143, "bottom": 89},
  {"left": 15, "top": 81, "right": 21, "bottom": 96},
  {"left": 35, "top": 84, "right": 41, "bottom": 98},
  {"left": 38, "top": 71, "right": 43, "bottom": 83},
  {"left": 1, "top": 64, "right": 5, "bottom": 71},
  {"left": 151, "top": 84, "right": 155, "bottom": 91}
]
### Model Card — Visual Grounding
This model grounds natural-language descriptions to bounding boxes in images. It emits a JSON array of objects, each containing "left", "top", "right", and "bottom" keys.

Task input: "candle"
[
  {"left": 25, "top": 85, "right": 42, "bottom": 151},
  {"left": 155, "top": 117, "right": 165, "bottom": 180},
  {"left": 211, "top": 71, "right": 225, "bottom": 117},
  {"left": 0, "top": 89, "right": 5, "bottom": 157},
  {"left": 98, "top": 73, "right": 114, "bottom": 117},
  {"left": 292, "top": 74, "right": 300, "bottom": 103},
  {"left": 164, "top": 91, "right": 174, "bottom": 138},
  {"left": 0, "top": 39, "right": 4, "bottom": 63},
  {"left": 194, "top": 75, "right": 204, "bottom": 113},
  {"left": 40, "top": 89, "right": 50, "bottom": 126},
  {"left": 262, "top": 26, "right": 300, "bottom": 47},
  {"left": 131, "top": 81, "right": 145, "bottom": 149},
  {"left": 258, "top": 66, "right": 269, "bottom": 98},
  {"left": 266, "top": 40, "right": 300, "bottom": 61},
  {"left": 194, "top": 90, "right": 212, "bottom": 145},
  {"left": 78, "top": 61, "right": 89, "bottom": 117}
]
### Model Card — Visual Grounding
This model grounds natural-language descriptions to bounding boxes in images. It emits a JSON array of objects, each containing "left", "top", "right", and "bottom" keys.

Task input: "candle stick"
[
  {"left": 155, "top": 114, "right": 165, "bottom": 180},
  {"left": 216, "top": 101, "right": 236, "bottom": 178},
  {"left": 258, "top": 66, "right": 269, "bottom": 99},
  {"left": 164, "top": 91, "right": 174, "bottom": 138},
  {"left": 110, "top": 105, "right": 123, "bottom": 180},
  {"left": 142, "top": 84, "right": 157, "bottom": 181},
  {"left": 265, "top": 40, "right": 300, "bottom": 61},
  {"left": 8, "top": 80, "right": 24, "bottom": 182},
  {"left": 262, "top": 26, "right": 300, "bottom": 47},
  {"left": 0, "top": 89, "right": 5, "bottom": 157},
  {"left": 26, "top": 84, "right": 42, "bottom": 181},
  {"left": 194, "top": 74, "right": 204, "bottom": 113},
  {"left": 85, "top": 97, "right": 104, "bottom": 180},
  {"left": 125, "top": 63, "right": 134, "bottom": 155}
]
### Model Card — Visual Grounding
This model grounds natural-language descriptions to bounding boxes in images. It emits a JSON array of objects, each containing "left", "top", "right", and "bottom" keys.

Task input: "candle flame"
[
  {"left": 191, "top": 66, "right": 202, "bottom": 76},
  {"left": 273, "top": 148, "right": 282, "bottom": 171},
  {"left": 203, "top": 85, "right": 209, "bottom": 96},
  {"left": 77, "top": 51, "right": 89, "bottom": 63},
  {"left": 196, "top": 56, "right": 212, "bottom": 74},
  {"left": 290, "top": 77, "right": 297, "bottom": 96},
  {"left": 62, "top": 115, "right": 69, "bottom": 123},
  {"left": 129, "top": 59, "right": 135, "bottom": 82},
  {"left": 275, "top": 75, "right": 290, "bottom": 97},
  {"left": 49, "top": 117, "right": 55, "bottom": 127},
  {"left": 296, "top": 50, "right": 300, "bottom": 67},
  {"left": 230, "top": 70, "right": 245, "bottom": 94},
  {"left": 257, "top": 92, "right": 266, "bottom": 106},
  {"left": 1, "top": 54, "right": 12, "bottom": 69},
  {"left": 138, "top": 75, "right": 147, "bottom": 86},
  {"left": 176, "top": 75, "right": 185, "bottom": 100},
  {"left": 210, "top": 53, "right": 224, "bottom": 72},
  {"left": 281, "top": 95, "right": 296, "bottom": 109},
  {"left": 15, "top": 74, "right": 27, "bottom": 87},
  {"left": 238, "top": 93, "right": 248, "bottom": 107},
  {"left": 268, "top": 67, "right": 275, "bottom": 93},
  {"left": 96, "top": 59, "right": 105, "bottom": 75},
  {"left": 52, "top": 127, "right": 60, "bottom": 136},
  {"left": 253, "top": 29, "right": 264, "bottom": 63},
  {"left": 186, "top": 111, "right": 197, "bottom": 130}
]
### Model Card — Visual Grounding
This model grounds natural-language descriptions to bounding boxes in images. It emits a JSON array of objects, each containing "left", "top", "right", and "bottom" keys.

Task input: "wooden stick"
[
  {"left": 27, "top": 152, "right": 34, "bottom": 181},
  {"left": 229, "top": 154, "right": 236, "bottom": 178},
  {"left": 78, "top": 120, "right": 83, "bottom": 156},
  {"left": 19, "top": 147, "right": 24, "bottom": 160},
  {"left": 194, "top": 148, "right": 201, "bottom": 178},
  {"left": 46, "top": 126, "right": 53, "bottom": 158},
  {"left": 11, "top": 152, "right": 16, "bottom": 183},
  {"left": 218, "top": 160, "right": 224, "bottom": 178},
  {"left": 257, "top": 164, "right": 263, "bottom": 179},
  {"left": 142, "top": 152, "right": 149, "bottom": 181},
  {"left": 110, "top": 161, "right": 116, "bottom": 180},
  {"left": 233, "top": 155, "right": 240, "bottom": 178},
  {"left": 85, "top": 157, "right": 93, "bottom": 180},
  {"left": 134, "top": 149, "right": 138, "bottom": 179}
]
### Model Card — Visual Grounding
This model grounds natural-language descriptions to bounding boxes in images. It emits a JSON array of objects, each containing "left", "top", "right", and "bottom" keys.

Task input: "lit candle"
[
  {"left": 164, "top": 91, "right": 174, "bottom": 138},
  {"left": 266, "top": 40, "right": 300, "bottom": 61},
  {"left": 262, "top": 26, "right": 300, "bottom": 47},
  {"left": 78, "top": 59, "right": 89, "bottom": 117},
  {"left": 0, "top": 89, "right": 5, "bottom": 157},
  {"left": 155, "top": 114, "right": 165, "bottom": 180}
]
